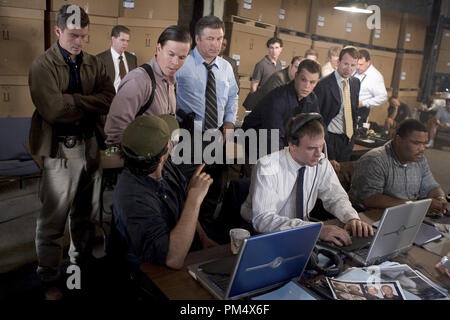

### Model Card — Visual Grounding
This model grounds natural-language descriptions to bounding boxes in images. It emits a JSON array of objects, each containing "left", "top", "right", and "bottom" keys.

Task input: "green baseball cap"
[{"left": 122, "top": 114, "right": 179, "bottom": 159}]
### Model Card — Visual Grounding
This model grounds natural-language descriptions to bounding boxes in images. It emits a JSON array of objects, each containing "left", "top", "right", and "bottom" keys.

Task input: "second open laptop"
[
  {"left": 321, "top": 199, "right": 432, "bottom": 266},
  {"left": 187, "top": 223, "right": 322, "bottom": 300}
]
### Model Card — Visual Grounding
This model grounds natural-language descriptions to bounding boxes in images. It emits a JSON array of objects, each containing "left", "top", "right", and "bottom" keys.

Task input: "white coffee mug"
[{"left": 229, "top": 228, "right": 250, "bottom": 254}]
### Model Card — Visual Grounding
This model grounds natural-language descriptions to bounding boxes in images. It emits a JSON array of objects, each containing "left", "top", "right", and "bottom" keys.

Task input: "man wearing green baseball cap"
[{"left": 112, "top": 115, "right": 217, "bottom": 269}]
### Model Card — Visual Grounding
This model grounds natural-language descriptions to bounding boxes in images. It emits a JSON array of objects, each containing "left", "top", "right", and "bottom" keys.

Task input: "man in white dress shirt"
[
  {"left": 354, "top": 49, "right": 387, "bottom": 124},
  {"left": 241, "top": 113, "right": 373, "bottom": 246}
]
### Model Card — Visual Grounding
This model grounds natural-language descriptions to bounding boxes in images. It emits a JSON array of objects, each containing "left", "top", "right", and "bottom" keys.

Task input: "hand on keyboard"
[
  {"left": 319, "top": 225, "right": 352, "bottom": 247},
  {"left": 344, "top": 219, "right": 374, "bottom": 238}
]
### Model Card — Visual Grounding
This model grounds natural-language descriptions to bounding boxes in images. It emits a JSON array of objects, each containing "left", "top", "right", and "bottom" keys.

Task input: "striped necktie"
[
  {"left": 203, "top": 62, "right": 218, "bottom": 130},
  {"left": 342, "top": 79, "right": 354, "bottom": 139},
  {"left": 296, "top": 166, "right": 306, "bottom": 218},
  {"left": 119, "top": 55, "right": 126, "bottom": 79}
]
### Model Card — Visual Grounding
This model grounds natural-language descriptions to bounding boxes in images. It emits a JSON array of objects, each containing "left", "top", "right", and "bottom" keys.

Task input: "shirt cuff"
[{"left": 223, "top": 113, "right": 236, "bottom": 125}]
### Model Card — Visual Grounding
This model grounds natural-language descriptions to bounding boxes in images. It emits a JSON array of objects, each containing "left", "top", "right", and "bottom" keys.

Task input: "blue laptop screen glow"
[{"left": 228, "top": 223, "right": 321, "bottom": 298}]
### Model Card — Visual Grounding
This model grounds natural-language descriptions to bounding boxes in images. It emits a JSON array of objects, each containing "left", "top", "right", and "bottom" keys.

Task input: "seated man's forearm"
[
  {"left": 165, "top": 194, "right": 202, "bottom": 269},
  {"left": 362, "top": 194, "right": 410, "bottom": 209}
]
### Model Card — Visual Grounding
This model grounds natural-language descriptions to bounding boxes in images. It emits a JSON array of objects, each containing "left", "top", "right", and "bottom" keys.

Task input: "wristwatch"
[{"left": 441, "top": 256, "right": 450, "bottom": 270}]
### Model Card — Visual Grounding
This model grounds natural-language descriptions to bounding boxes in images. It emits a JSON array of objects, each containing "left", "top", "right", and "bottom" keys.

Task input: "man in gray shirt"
[
  {"left": 350, "top": 119, "right": 450, "bottom": 216},
  {"left": 250, "top": 37, "right": 283, "bottom": 92}
]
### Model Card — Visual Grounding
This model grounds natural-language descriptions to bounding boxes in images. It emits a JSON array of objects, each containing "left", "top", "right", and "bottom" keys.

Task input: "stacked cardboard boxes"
[
  {"left": 277, "top": 0, "right": 310, "bottom": 33},
  {"left": 399, "top": 53, "right": 423, "bottom": 89},
  {"left": 369, "top": 88, "right": 392, "bottom": 126},
  {"left": 46, "top": 0, "right": 179, "bottom": 67},
  {"left": 278, "top": 33, "right": 312, "bottom": 67},
  {"left": 49, "top": 0, "right": 118, "bottom": 17},
  {"left": 371, "top": 9, "right": 401, "bottom": 49},
  {"left": 308, "top": 0, "right": 370, "bottom": 45},
  {"left": 368, "top": 49, "right": 396, "bottom": 89},
  {"left": 0, "top": 4, "right": 46, "bottom": 118},
  {"left": 226, "top": 16, "right": 276, "bottom": 77},
  {"left": 237, "top": 77, "right": 251, "bottom": 121},
  {"left": 436, "top": 30, "right": 450, "bottom": 74},
  {"left": 118, "top": 0, "right": 178, "bottom": 66},
  {"left": 398, "top": 13, "right": 427, "bottom": 52},
  {"left": 226, "top": 0, "right": 282, "bottom": 26}
]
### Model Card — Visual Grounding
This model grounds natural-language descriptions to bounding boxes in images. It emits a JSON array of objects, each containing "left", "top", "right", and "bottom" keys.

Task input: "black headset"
[
  {"left": 306, "top": 247, "right": 344, "bottom": 278},
  {"left": 287, "top": 113, "right": 323, "bottom": 145}
]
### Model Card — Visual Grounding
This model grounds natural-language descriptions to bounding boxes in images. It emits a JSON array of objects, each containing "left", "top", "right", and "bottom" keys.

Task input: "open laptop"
[
  {"left": 187, "top": 223, "right": 322, "bottom": 300},
  {"left": 321, "top": 199, "right": 432, "bottom": 266}
]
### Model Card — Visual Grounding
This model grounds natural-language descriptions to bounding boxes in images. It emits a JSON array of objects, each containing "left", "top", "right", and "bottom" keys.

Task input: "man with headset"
[{"left": 241, "top": 113, "right": 373, "bottom": 246}]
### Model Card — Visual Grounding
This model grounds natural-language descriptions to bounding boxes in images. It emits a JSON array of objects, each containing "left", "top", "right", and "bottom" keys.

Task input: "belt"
[{"left": 57, "top": 132, "right": 94, "bottom": 148}]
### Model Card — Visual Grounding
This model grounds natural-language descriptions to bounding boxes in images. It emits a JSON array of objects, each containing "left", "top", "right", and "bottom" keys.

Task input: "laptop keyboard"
[
  {"left": 343, "top": 235, "right": 374, "bottom": 252},
  {"left": 207, "top": 274, "right": 230, "bottom": 292}
]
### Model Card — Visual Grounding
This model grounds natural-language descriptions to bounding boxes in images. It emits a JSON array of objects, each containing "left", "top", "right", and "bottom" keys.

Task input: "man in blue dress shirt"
[
  {"left": 175, "top": 15, "right": 239, "bottom": 242},
  {"left": 176, "top": 15, "right": 238, "bottom": 137}
]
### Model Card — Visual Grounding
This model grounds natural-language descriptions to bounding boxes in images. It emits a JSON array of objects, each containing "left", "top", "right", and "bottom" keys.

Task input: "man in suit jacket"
[
  {"left": 314, "top": 46, "right": 360, "bottom": 163},
  {"left": 97, "top": 25, "right": 137, "bottom": 92}
]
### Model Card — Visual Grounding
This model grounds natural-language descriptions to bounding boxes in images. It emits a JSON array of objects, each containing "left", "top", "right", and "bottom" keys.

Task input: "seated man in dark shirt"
[
  {"left": 242, "top": 59, "right": 321, "bottom": 157},
  {"left": 112, "top": 115, "right": 216, "bottom": 269},
  {"left": 384, "top": 96, "right": 410, "bottom": 135}
]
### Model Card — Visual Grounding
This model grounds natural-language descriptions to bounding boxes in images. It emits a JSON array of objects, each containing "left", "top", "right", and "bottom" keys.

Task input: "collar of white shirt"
[{"left": 110, "top": 47, "right": 127, "bottom": 67}]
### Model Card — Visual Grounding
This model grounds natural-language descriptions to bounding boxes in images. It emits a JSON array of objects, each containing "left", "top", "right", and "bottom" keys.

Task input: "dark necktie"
[
  {"left": 203, "top": 62, "right": 218, "bottom": 130},
  {"left": 296, "top": 166, "right": 306, "bottom": 218},
  {"left": 119, "top": 55, "right": 127, "bottom": 79}
]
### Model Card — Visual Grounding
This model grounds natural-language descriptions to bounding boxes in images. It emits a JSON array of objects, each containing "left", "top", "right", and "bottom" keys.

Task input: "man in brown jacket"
[{"left": 28, "top": 4, "right": 114, "bottom": 299}]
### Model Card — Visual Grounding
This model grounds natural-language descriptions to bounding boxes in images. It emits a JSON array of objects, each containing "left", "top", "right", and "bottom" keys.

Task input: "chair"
[
  {"left": 0, "top": 118, "right": 41, "bottom": 187},
  {"left": 434, "top": 127, "right": 450, "bottom": 149}
]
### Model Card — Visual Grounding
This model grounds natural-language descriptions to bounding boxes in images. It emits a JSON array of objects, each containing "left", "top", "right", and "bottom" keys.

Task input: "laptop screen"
[
  {"left": 366, "top": 199, "right": 431, "bottom": 263},
  {"left": 227, "top": 223, "right": 322, "bottom": 299}
]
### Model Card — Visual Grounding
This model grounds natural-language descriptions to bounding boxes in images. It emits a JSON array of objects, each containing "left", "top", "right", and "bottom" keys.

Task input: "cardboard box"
[
  {"left": 119, "top": 0, "right": 178, "bottom": 21},
  {"left": 278, "top": 33, "right": 311, "bottom": 67},
  {"left": 237, "top": 77, "right": 251, "bottom": 121},
  {"left": 48, "top": 12, "right": 117, "bottom": 56},
  {"left": 0, "top": 76, "right": 34, "bottom": 117},
  {"left": 398, "top": 90, "right": 420, "bottom": 110},
  {"left": 49, "top": 0, "right": 119, "bottom": 18},
  {"left": 117, "top": 17, "right": 177, "bottom": 66},
  {"left": 309, "top": 0, "right": 370, "bottom": 44},
  {"left": 439, "top": 31, "right": 450, "bottom": 51},
  {"left": 278, "top": 0, "right": 310, "bottom": 32},
  {"left": 311, "top": 40, "right": 341, "bottom": 67},
  {"left": 371, "top": 9, "right": 401, "bottom": 49},
  {"left": 436, "top": 49, "right": 450, "bottom": 74},
  {"left": 399, "top": 13, "right": 427, "bottom": 51},
  {"left": 0, "top": 0, "right": 45, "bottom": 10},
  {"left": 369, "top": 49, "right": 396, "bottom": 88},
  {"left": 226, "top": 0, "right": 282, "bottom": 25},
  {"left": 0, "top": 7, "right": 44, "bottom": 76},
  {"left": 226, "top": 19, "right": 276, "bottom": 76},
  {"left": 399, "top": 53, "right": 423, "bottom": 88},
  {"left": 368, "top": 88, "right": 392, "bottom": 126}
]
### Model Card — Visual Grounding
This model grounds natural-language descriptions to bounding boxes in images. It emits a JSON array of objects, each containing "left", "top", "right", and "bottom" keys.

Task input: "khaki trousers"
[{"left": 35, "top": 137, "right": 101, "bottom": 282}]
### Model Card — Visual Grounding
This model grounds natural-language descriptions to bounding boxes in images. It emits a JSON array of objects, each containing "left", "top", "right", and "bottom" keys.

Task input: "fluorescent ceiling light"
[{"left": 334, "top": 0, "right": 373, "bottom": 14}]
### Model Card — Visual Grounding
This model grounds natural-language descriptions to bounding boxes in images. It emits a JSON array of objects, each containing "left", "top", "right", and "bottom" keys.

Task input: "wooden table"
[
  {"left": 141, "top": 210, "right": 450, "bottom": 300},
  {"left": 141, "top": 245, "right": 232, "bottom": 300}
]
